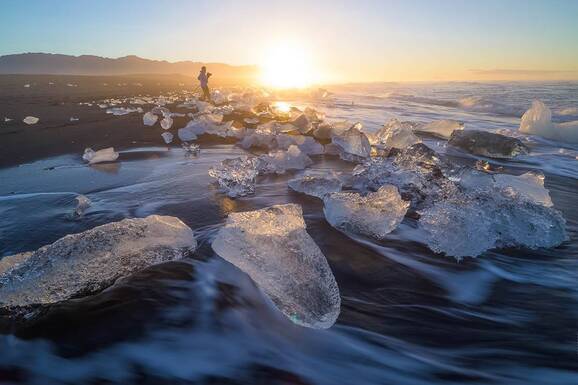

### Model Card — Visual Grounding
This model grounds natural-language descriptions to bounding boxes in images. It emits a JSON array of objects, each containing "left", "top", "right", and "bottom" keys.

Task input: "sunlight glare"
[{"left": 260, "top": 41, "right": 316, "bottom": 89}]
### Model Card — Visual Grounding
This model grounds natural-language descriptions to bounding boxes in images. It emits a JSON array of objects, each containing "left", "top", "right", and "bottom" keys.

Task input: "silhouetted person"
[{"left": 198, "top": 66, "right": 212, "bottom": 102}]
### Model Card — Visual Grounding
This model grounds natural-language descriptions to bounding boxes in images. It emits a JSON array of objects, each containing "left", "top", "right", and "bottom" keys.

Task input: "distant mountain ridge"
[{"left": 0, "top": 53, "right": 258, "bottom": 81}]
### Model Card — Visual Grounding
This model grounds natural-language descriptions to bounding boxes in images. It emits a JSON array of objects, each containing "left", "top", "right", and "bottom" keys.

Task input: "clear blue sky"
[{"left": 1, "top": 0, "right": 577, "bottom": 81}]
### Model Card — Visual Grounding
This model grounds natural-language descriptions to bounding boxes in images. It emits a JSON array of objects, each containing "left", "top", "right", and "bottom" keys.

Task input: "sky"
[{"left": 1, "top": 0, "right": 577, "bottom": 83}]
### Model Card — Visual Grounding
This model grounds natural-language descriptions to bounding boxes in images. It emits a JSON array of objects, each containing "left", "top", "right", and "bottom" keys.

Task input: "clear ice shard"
[
  {"left": 208, "top": 156, "right": 260, "bottom": 197},
  {"left": 74, "top": 194, "right": 91, "bottom": 217},
  {"left": 448, "top": 130, "right": 528, "bottom": 158},
  {"left": 177, "top": 127, "right": 198, "bottom": 142},
  {"left": 161, "top": 131, "right": 174, "bottom": 144},
  {"left": 211, "top": 204, "right": 341, "bottom": 329},
  {"left": 143, "top": 111, "right": 158, "bottom": 126},
  {"left": 288, "top": 171, "right": 343, "bottom": 198},
  {"left": 371, "top": 118, "right": 421, "bottom": 149},
  {"left": 331, "top": 123, "right": 371, "bottom": 160},
  {"left": 276, "top": 134, "right": 324, "bottom": 155},
  {"left": 418, "top": 189, "right": 567, "bottom": 259},
  {"left": 492, "top": 171, "right": 553, "bottom": 207},
  {"left": 82, "top": 147, "right": 119, "bottom": 164},
  {"left": 23, "top": 116, "right": 39, "bottom": 125},
  {"left": 257, "top": 145, "right": 313, "bottom": 174},
  {"left": 415, "top": 119, "right": 464, "bottom": 139},
  {"left": 323, "top": 185, "right": 409, "bottom": 240},
  {"left": 160, "top": 116, "right": 173, "bottom": 130},
  {"left": 0, "top": 215, "right": 197, "bottom": 308}
]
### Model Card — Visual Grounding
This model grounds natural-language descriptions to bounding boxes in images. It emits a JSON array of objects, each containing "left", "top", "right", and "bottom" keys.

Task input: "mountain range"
[{"left": 0, "top": 53, "right": 259, "bottom": 82}]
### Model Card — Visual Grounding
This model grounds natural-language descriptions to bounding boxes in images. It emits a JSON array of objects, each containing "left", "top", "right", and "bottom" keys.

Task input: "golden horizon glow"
[{"left": 259, "top": 40, "right": 318, "bottom": 89}]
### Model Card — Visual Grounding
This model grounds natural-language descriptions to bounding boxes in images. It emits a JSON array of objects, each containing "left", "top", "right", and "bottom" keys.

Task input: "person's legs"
[{"left": 202, "top": 86, "right": 211, "bottom": 102}]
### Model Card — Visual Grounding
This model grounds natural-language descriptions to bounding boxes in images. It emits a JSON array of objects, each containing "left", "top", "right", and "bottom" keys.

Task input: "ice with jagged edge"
[
  {"left": 211, "top": 204, "right": 341, "bottom": 329},
  {"left": 448, "top": 130, "right": 528, "bottom": 159},
  {"left": 143, "top": 111, "right": 158, "bottom": 126},
  {"left": 0, "top": 215, "right": 197, "bottom": 308},
  {"left": 276, "top": 134, "right": 324, "bottom": 155},
  {"left": 323, "top": 185, "right": 409, "bottom": 240},
  {"left": 519, "top": 100, "right": 578, "bottom": 143},
  {"left": 73, "top": 194, "right": 91, "bottom": 217},
  {"left": 82, "top": 147, "right": 119, "bottom": 164},
  {"left": 331, "top": 123, "right": 371, "bottom": 161},
  {"left": 414, "top": 119, "right": 464, "bottom": 139},
  {"left": 419, "top": 187, "right": 567, "bottom": 259},
  {"left": 208, "top": 156, "right": 260, "bottom": 197},
  {"left": 288, "top": 171, "right": 343, "bottom": 198},
  {"left": 257, "top": 145, "right": 313, "bottom": 174},
  {"left": 370, "top": 118, "right": 421, "bottom": 149}
]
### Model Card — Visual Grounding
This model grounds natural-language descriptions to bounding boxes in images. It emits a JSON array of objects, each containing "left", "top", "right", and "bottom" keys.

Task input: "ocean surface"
[{"left": 0, "top": 82, "right": 577, "bottom": 384}]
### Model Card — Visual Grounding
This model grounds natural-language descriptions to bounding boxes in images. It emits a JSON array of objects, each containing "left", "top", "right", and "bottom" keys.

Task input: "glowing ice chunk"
[
  {"left": 23, "top": 116, "right": 39, "bottom": 125},
  {"left": 82, "top": 147, "right": 119, "bottom": 164}
]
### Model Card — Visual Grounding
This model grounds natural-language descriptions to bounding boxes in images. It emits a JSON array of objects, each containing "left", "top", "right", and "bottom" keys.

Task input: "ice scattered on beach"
[
  {"left": 371, "top": 118, "right": 421, "bottom": 149},
  {"left": 519, "top": 100, "right": 578, "bottom": 143},
  {"left": 323, "top": 185, "right": 409, "bottom": 240},
  {"left": 22, "top": 116, "right": 39, "bottom": 125},
  {"left": 82, "top": 147, "right": 119, "bottom": 164},
  {"left": 415, "top": 119, "right": 464, "bottom": 139},
  {"left": 258, "top": 145, "right": 313, "bottom": 174},
  {"left": 0, "top": 216, "right": 197, "bottom": 308},
  {"left": 211, "top": 204, "right": 341, "bottom": 328},
  {"left": 288, "top": 171, "right": 343, "bottom": 198}
]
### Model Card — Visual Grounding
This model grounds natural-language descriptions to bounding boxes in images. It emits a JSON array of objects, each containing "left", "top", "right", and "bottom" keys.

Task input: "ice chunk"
[
  {"left": 143, "top": 111, "right": 158, "bottom": 126},
  {"left": 177, "top": 127, "right": 198, "bottom": 142},
  {"left": 419, "top": 190, "right": 566, "bottom": 259},
  {"left": 211, "top": 204, "right": 341, "bottom": 328},
  {"left": 23, "top": 116, "right": 39, "bottom": 125},
  {"left": 160, "top": 116, "right": 173, "bottom": 130},
  {"left": 323, "top": 185, "right": 408, "bottom": 240},
  {"left": 276, "top": 134, "right": 324, "bottom": 155},
  {"left": 493, "top": 171, "right": 553, "bottom": 207},
  {"left": 106, "top": 107, "right": 140, "bottom": 116},
  {"left": 290, "top": 114, "right": 311, "bottom": 133},
  {"left": 0, "top": 215, "right": 197, "bottom": 308},
  {"left": 82, "top": 147, "right": 119, "bottom": 164},
  {"left": 161, "top": 131, "right": 174, "bottom": 144},
  {"left": 288, "top": 171, "right": 343, "bottom": 198},
  {"left": 69, "top": 117, "right": 79, "bottom": 122},
  {"left": 258, "top": 145, "right": 313, "bottom": 174},
  {"left": 448, "top": 130, "right": 528, "bottom": 158},
  {"left": 331, "top": 124, "right": 371, "bottom": 161},
  {"left": 208, "top": 156, "right": 260, "bottom": 197},
  {"left": 4, "top": 117, "right": 12, "bottom": 122},
  {"left": 415, "top": 119, "right": 464, "bottom": 139},
  {"left": 23, "top": 84, "right": 31, "bottom": 88},
  {"left": 73, "top": 195, "right": 91, "bottom": 217},
  {"left": 519, "top": 100, "right": 578, "bottom": 143},
  {"left": 372, "top": 118, "right": 421, "bottom": 149},
  {"left": 182, "top": 142, "right": 200, "bottom": 154},
  {"left": 240, "top": 129, "right": 277, "bottom": 149}
]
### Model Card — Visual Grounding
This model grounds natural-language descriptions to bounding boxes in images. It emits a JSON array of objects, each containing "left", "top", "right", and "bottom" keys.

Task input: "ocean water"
[{"left": 0, "top": 82, "right": 577, "bottom": 385}]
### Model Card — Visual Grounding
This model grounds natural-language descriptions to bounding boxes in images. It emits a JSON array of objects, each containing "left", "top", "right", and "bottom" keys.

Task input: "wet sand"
[{"left": 0, "top": 74, "right": 228, "bottom": 168}]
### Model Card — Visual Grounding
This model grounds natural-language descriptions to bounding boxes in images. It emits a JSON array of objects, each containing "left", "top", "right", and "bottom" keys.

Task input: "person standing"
[{"left": 197, "top": 66, "right": 212, "bottom": 102}]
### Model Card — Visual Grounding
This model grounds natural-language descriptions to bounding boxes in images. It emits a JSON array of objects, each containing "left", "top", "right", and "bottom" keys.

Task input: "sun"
[{"left": 260, "top": 40, "right": 316, "bottom": 89}]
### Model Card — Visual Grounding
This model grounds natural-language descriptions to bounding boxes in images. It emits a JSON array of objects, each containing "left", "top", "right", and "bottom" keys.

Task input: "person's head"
[{"left": 201, "top": 66, "right": 206, "bottom": 72}]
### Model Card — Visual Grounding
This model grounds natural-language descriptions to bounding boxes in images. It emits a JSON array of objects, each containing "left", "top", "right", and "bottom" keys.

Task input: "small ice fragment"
[
  {"left": 4, "top": 117, "right": 12, "bottom": 122},
  {"left": 161, "top": 131, "right": 174, "bottom": 144},
  {"left": 82, "top": 147, "right": 119, "bottom": 164},
  {"left": 0, "top": 215, "right": 196, "bottom": 308},
  {"left": 23, "top": 116, "right": 39, "bottom": 125},
  {"left": 415, "top": 119, "right": 464, "bottom": 139},
  {"left": 160, "top": 116, "right": 173, "bottom": 130},
  {"left": 288, "top": 171, "right": 343, "bottom": 198},
  {"left": 211, "top": 204, "right": 341, "bottom": 328},
  {"left": 23, "top": 84, "right": 31, "bottom": 88},
  {"left": 69, "top": 117, "right": 79, "bottom": 122},
  {"left": 74, "top": 195, "right": 91, "bottom": 217},
  {"left": 291, "top": 114, "right": 310, "bottom": 133},
  {"left": 323, "top": 185, "right": 409, "bottom": 239},
  {"left": 372, "top": 118, "right": 421, "bottom": 149},
  {"left": 143, "top": 111, "right": 158, "bottom": 126},
  {"left": 181, "top": 142, "right": 200, "bottom": 154},
  {"left": 331, "top": 123, "right": 371, "bottom": 160},
  {"left": 208, "top": 156, "right": 260, "bottom": 197}
]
